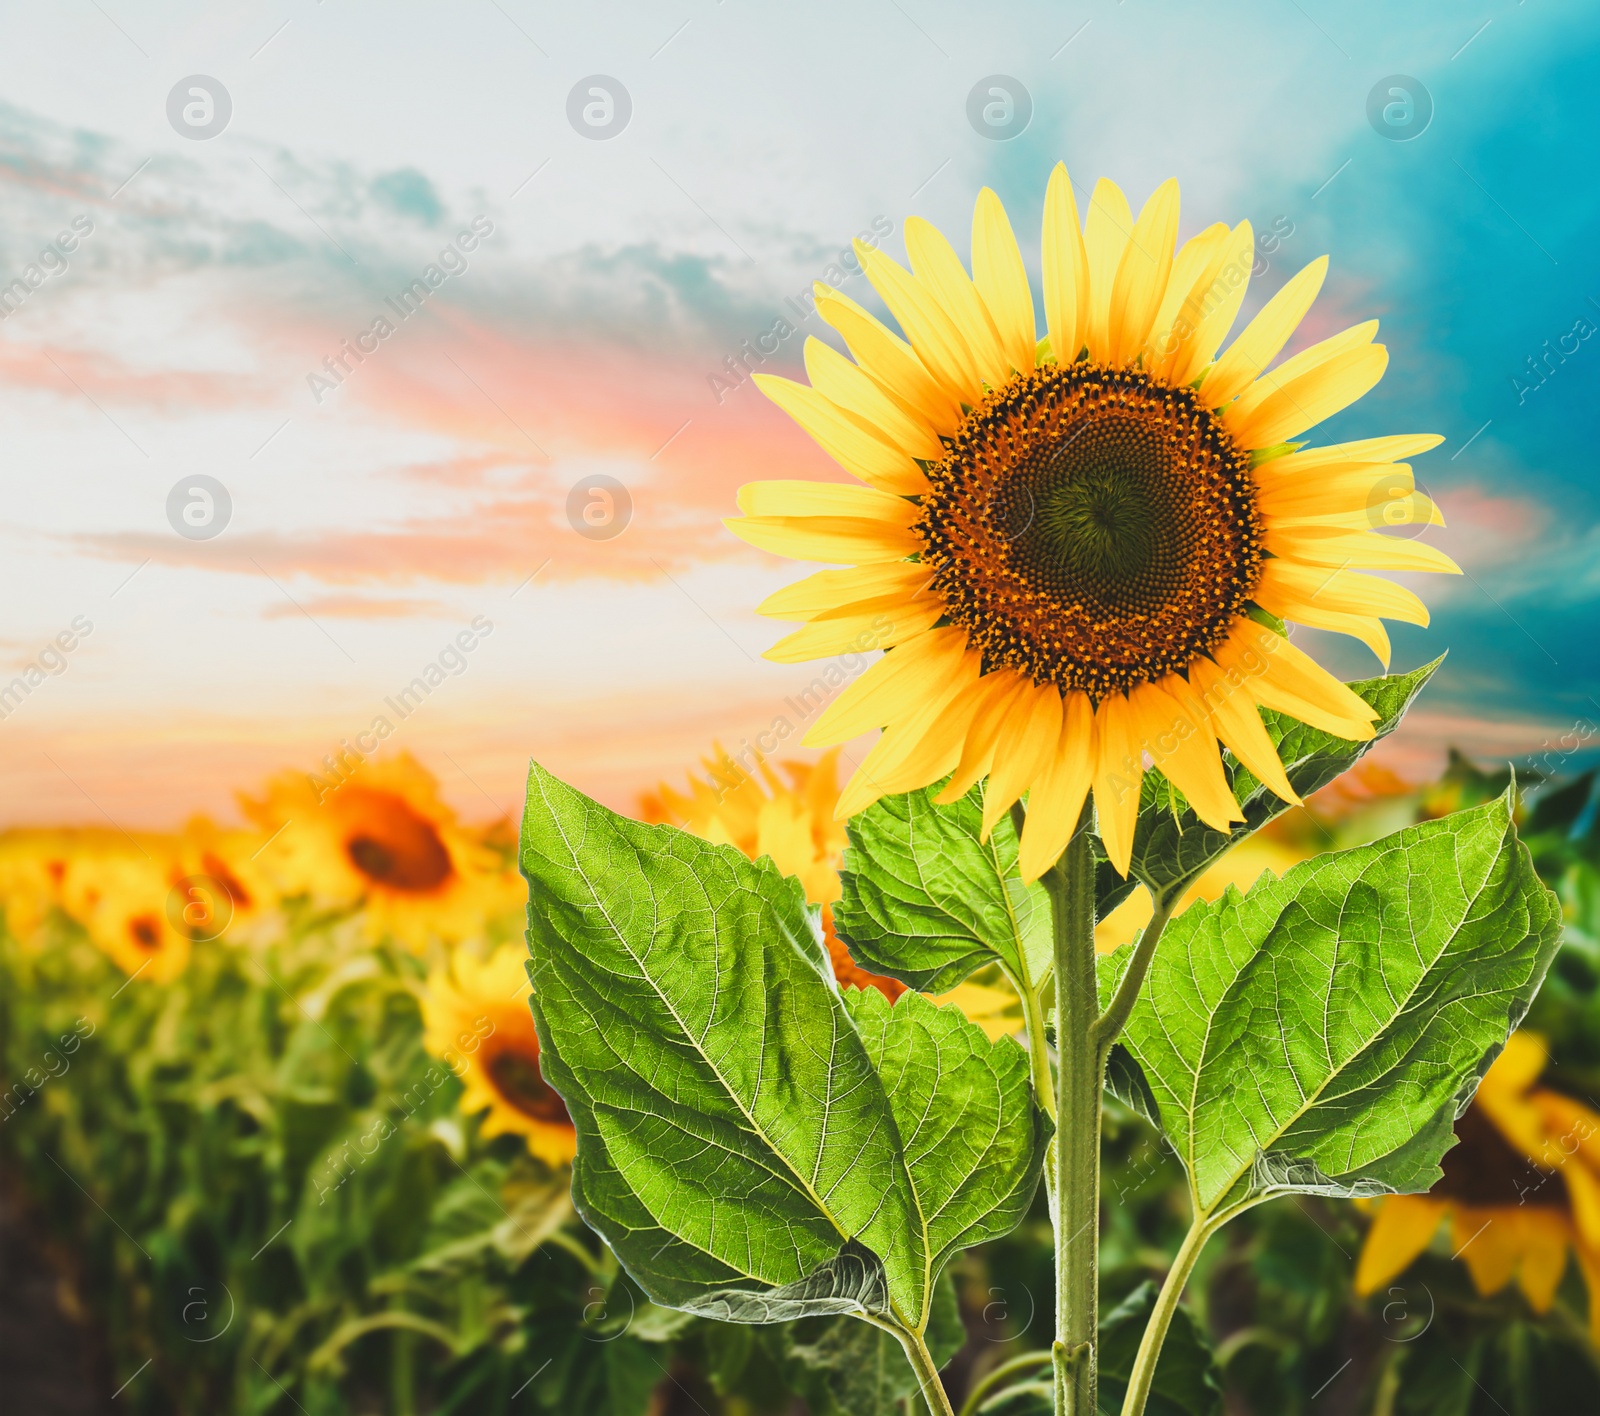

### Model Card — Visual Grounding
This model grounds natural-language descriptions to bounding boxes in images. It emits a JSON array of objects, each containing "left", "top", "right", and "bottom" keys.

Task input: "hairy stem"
[
  {"left": 1020, "top": 965, "right": 1060, "bottom": 1230},
  {"left": 1048, "top": 818, "right": 1099, "bottom": 1416},
  {"left": 1093, "top": 893, "right": 1176, "bottom": 1063},
  {"left": 1118, "top": 1217, "right": 1216, "bottom": 1416},
  {"left": 895, "top": 1327, "right": 958, "bottom": 1416}
]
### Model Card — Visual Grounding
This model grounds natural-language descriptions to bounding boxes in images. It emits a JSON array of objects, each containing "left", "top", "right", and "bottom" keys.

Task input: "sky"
[{"left": 1, "top": 0, "right": 1597, "bottom": 829}]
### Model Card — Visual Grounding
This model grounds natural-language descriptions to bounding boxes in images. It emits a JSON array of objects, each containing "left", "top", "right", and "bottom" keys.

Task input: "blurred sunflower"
[
  {"left": 727, "top": 167, "right": 1458, "bottom": 880},
  {"left": 243, "top": 754, "right": 522, "bottom": 949},
  {"left": 0, "top": 829, "right": 73, "bottom": 944},
  {"left": 1355, "top": 1031, "right": 1600, "bottom": 1340},
  {"left": 643, "top": 746, "right": 904, "bottom": 998},
  {"left": 423, "top": 944, "right": 576, "bottom": 1166},
  {"left": 643, "top": 746, "right": 1019, "bottom": 1030},
  {"left": 57, "top": 839, "right": 192, "bottom": 982},
  {"left": 175, "top": 815, "right": 276, "bottom": 938}
]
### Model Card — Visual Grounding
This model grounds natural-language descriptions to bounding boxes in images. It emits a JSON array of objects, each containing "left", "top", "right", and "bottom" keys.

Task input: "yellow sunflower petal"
[
  {"left": 1091, "top": 692, "right": 1142, "bottom": 876},
  {"left": 764, "top": 598, "right": 943, "bottom": 663},
  {"left": 736, "top": 479, "right": 917, "bottom": 523},
  {"left": 802, "top": 337, "right": 946, "bottom": 461},
  {"left": 1147, "top": 222, "right": 1229, "bottom": 380},
  {"left": 1042, "top": 162, "right": 1090, "bottom": 365},
  {"left": 1214, "top": 623, "right": 1378, "bottom": 740},
  {"left": 1083, "top": 178, "right": 1134, "bottom": 363},
  {"left": 1559, "top": 1152, "right": 1600, "bottom": 1252},
  {"left": 835, "top": 649, "right": 984, "bottom": 814},
  {"left": 981, "top": 681, "right": 1065, "bottom": 837},
  {"left": 904, "top": 215, "right": 1010, "bottom": 389},
  {"left": 1480, "top": 1029, "right": 1549, "bottom": 1099},
  {"left": 1353, "top": 1195, "right": 1448, "bottom": 1295},
  {"left": 813, "top": 286, "right": 964, "bottom": 435},
  {"left": 856, "top": 240, "right": 983, "bottom": 404},
  {"left": 1252, "top": 559, "right": 1431, "bottom": 628},
  {"left": 1268, "top": 493, "right": 1445, "bottom": 533},
  {"left": 1187, "top": 658, "right": 1301, "bottom": 806},
  {"left": 972, "top": 187, "right": 1036, "bottom": 376},
  {"left": 1227, "top": 319, "right": 1379, "bottom": 426},
  {"left": 1201, "top": 255, "right": 1329, "bottom": 409},
  {"left": 935, "top": 670, "right": 1031, "bottom": 804},
  {"left": 1282, "top": 604, "right": 1393, "bottom": 667},
  {"left": 1107, "top": 177, "right": 1179, "bottom": 367},
  {"left": 757, "top": 561, "right": 930, "bottom": 621},
  {"left": 1132, "top": 678, "right": 1241, "bottom": 833},
  {"left": 752, "top": 374, "right": 929, "bottom": 494},
  {"left": 1454, "top": 1208, "right": 1518, "bottom": 1296},
  {"left": 1223, "top": 342, "right": 1390, "bottom": 449},
  {"left": 1261, "top": 434, "right": 1445, "bottom": 475},
  {"left": 726, "top": 515, "right": 921, "bottom": 565},
  {"left": 1254, "top": 461, "right": 1418, "bottom": 516},
  {"left": 1531, "top": 1089, "right": 1600, "bottom": 1176},
  {"left": 1265, "top": 525, "right": 1461, "bottom": 576},
  {"left": 864, "top": 656, "right": 991, "bottom": 799},
  {"left": 805, "top": 627, "right": 971, "bottom": 745},
  {"left": 1169, "top": 220, "right": 1255, "bottom": 386},
  {"left": 1517, "top": 1211, "right": 1571, "bottom": 1313},
  {"left": 1016, "top": 690, "right": 1094, "bottom": 883}
]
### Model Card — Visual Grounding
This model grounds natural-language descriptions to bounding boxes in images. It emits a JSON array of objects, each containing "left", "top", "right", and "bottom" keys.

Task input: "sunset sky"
[{"left": 2, "top": 0, "right": 1597, "bottom": 829}]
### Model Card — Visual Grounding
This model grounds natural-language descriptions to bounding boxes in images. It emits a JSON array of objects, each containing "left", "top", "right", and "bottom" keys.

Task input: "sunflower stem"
[
  {"left": 1047, "top": 817, "right": 1099, "bottom": 1416},
  {"left": 1117, "top": 1216, "right": 1217, "bottom": 1416},
  {"left": 1093, "top": 892, "right": 1176, "bottom": 1063},
  {"left": 893, "top": 1326, "right": 958, "bottom": 1416}
]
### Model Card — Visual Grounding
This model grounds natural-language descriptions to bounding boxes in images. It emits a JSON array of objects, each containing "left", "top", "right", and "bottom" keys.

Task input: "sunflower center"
[
  {"left": 1436, "top": 1103, "right": 1563, "bottom": 1208},
  {"left": 342, "top": 789, "right": 454, "bottom": 892},
  {"left": 487, "top": 1048, "right": 572, "bottom": 1126},
  {"left": 128, "top": 914, "right": 161, "bottom": 951},
  {"left": 920, "top": 363, "right": 1264, "bottom": 699}
]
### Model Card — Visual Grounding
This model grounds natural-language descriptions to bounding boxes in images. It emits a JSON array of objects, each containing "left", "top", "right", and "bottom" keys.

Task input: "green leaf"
[
  {"left": 1109, "top": 656, "right": 1443, "bottom": 910},
  {"left": 520, "top": 763, "right": 1044, "bottom": 1346},
  {"left": 835, "top": 778, "right": 1051, "bottom": 993},
  {"left": 770, "top": 1270, "right": 964, "bottom": 1416},
  {"left": 1098, "top": 1281, "right": 1224, "bottom": 1416},
  {"left": 845, "top": 986, "right": 1049, "bottom": 1277},
  {"left": 521, "top": 762, "right": 925, "bottom": 1327},
  {"left": 1103, "top": 791, "right": 1562, "bottom": 1217}
]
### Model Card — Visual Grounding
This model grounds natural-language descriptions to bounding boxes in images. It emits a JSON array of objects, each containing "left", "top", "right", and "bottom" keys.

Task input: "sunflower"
[
  {"left": 174, "top": 815, "right": 276, "bottom": 939},
  {"left": 1354, "top": 1031, "right": 1600, "bottom": 1341},
  {"left": 57, "top": 837, "right": 192, "bottom": 982},
  {"left": 0, "top": 830, "right": 74, "bottom": 944},
  {"left": 728, "top": 168, "right": 1458, "bottom": 880},
  {"left": 641, "top": 745, "right": 906, "bottom": 999},
  {"left": 640, "top": 745, "right": 848, "bottom": 908},
  {"left": 422, "top": 944, "right": 576, "bottom": 1166},
  {"left": 242, "top": 754, "right": 523, "bottom": 949}
]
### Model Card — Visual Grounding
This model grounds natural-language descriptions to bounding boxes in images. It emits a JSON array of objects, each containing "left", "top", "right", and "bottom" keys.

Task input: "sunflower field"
[{"left": 3, "top": 740, "right": 1600, "bottom": 1416}]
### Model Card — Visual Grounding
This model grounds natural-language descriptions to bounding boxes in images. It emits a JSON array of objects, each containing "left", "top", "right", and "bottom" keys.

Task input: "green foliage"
[
  {"left": 0, "top": 907, "right": 653, "bottom": 1415},
  {"left": 835, "top": 779, "right": 1051, "bottom": 993},
  {"left": 1098, "top": 1282, "right": 1224, "bottom": 1416},
  {"left": 520, "top": 763, "right": 1046, "bottom": 1349},
  {"left": 1103, "top": 791, "right": 1562, "bottom": 1217}
]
